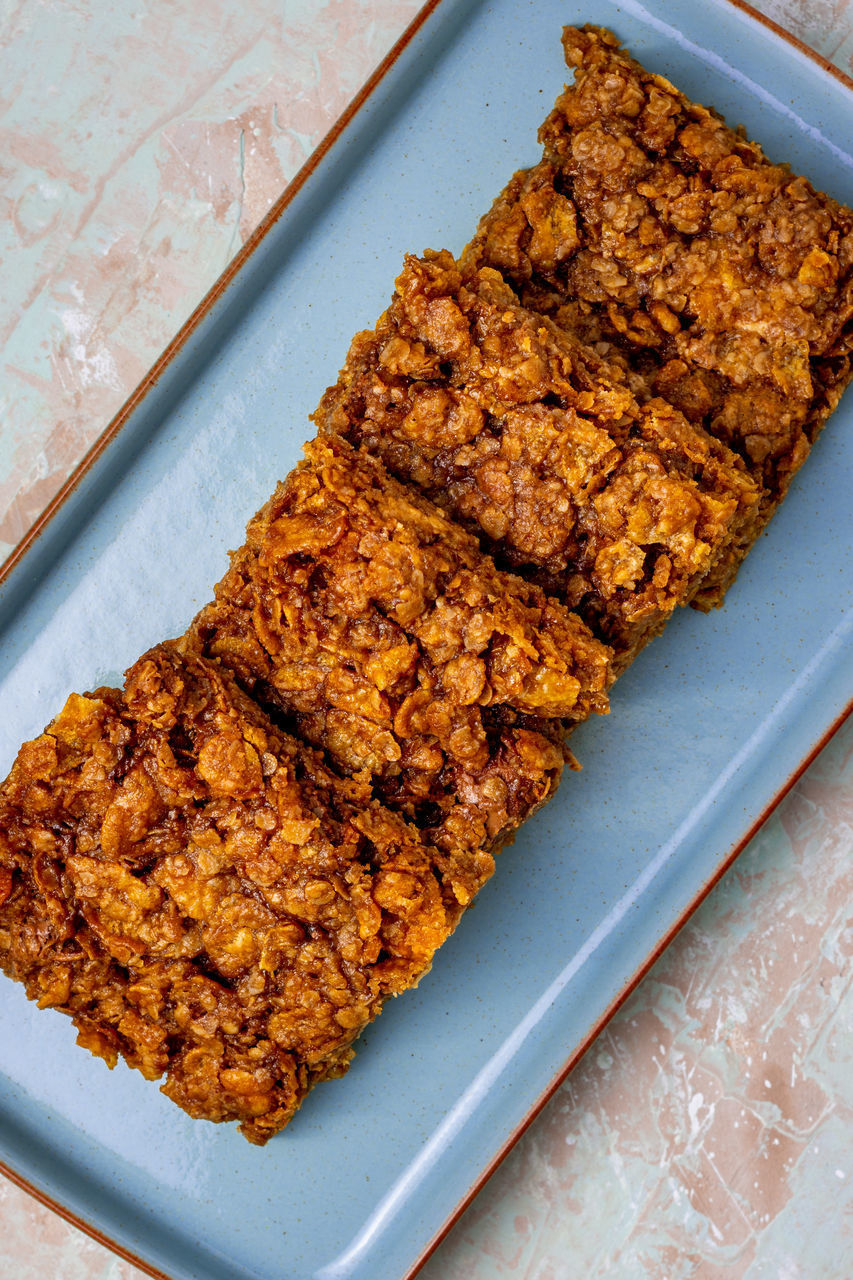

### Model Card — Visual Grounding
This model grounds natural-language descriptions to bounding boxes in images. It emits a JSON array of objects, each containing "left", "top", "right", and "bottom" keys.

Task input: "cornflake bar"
[
  {"left": 463, "top": 25, "right": 853, "bottom": 590},
  {"left": 313, "top": 251, "right": 759, "bottom": 667},
  {"left": 0, "top": 643, "right": 462, "bottom": 1144},
  {"left": 189, "top": 435, "right": 610, "bottom": 869}
]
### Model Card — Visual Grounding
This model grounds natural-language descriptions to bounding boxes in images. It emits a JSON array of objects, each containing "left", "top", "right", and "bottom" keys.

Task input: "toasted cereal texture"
[
  {"left": 463, "top": 25, "right": 853, "bottom": 520},
  {"left": 314, "top": 250, "right": 759, "bottom": 666},
  {"left": 0, "top": 643, "right": 466, "bottom": 1144},
  {"left": 189, "top": 434, "right": 609, "bottom": 861}
]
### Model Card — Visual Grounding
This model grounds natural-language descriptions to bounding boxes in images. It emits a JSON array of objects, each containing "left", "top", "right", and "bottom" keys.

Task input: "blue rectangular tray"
[{"left": 1, "top": 2, "right": 852, "bottom": 1277}]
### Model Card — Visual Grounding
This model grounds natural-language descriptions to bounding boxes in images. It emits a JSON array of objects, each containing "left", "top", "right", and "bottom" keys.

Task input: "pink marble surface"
[
  {"left": 0, "top": 0, "right": 421, "bottom": 562},
  {"left": 422, "top": 713, "right": 853, "bottom": 1279},
  {"left": 0, "top": 2, "right": 851, "bottom": 1278}
]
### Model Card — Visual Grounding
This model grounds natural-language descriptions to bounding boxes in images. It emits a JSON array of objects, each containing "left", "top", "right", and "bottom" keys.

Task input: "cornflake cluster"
[
  {"left": 1, "top": 24, "right": 851, "bottom": 1142},
  {"left": 314, "top": 251, "right": 759, "bottom": 665}
]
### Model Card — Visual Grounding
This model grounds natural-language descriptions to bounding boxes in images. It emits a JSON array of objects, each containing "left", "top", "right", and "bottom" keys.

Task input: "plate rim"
[
  {"left": 1, "top": 2, "right": 852, "bottom": 1278},
  {"left": 407, "top": 693, "right": 853, "bottom": 1278}
]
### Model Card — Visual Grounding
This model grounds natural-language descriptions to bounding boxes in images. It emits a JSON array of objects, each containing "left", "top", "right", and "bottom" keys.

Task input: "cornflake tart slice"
[
  {"left": 463, "top": 24, "right": 853, "bottom": 589},
  {"left": 313, "top": 251, "right": 758, "bottom": 669},
  {"left": 190, "top": 435, "right": 610, "bottom": 874},
  {"left": 0, "top": 643, "right": 464, "bottom": 1144}
]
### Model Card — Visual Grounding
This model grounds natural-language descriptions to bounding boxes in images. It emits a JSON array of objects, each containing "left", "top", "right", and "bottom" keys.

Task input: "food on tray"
[
  {"left": 462, "top": 25, "right": 853, "bottom": 599},
  {"left": 313, "top": 251, "right": 759, "bottom": 667},
  {"left": 2, "top": 20, "right": 852, "bottom": 1144},
  {"left": 190, "top": 434, "right": 610, "bottom": 869},
  {"left": 0, "top": 643, "right": 466, "bottom": 1144}
]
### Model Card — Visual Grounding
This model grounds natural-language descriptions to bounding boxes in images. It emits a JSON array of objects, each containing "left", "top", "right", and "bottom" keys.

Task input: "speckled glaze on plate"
[{"left": 0, "top": 2, "right": 851, "bottom": 1278}]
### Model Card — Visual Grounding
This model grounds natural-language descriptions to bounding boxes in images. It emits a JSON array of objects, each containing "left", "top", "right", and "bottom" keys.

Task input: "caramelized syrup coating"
[
  {"left": 0, "top": 644, "right": 462, "bottom": 1144},
  {"left": 314, "top": 251, "right": 758, "bottom": 666},
  {"left": 190, "top": 435, "right": 610, "bottom": 862},
  {"left": 463, "top": 25, "right": 853, "bottom": 555}
]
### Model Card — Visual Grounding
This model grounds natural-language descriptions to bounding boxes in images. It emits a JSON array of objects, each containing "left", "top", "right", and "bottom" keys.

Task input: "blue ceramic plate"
[{"left": 1, "top": 2, "right": 852, "bottom": 1278}]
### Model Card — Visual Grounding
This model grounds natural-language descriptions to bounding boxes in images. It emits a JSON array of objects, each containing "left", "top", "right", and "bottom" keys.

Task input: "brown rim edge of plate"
[
  {"left": 0, "top": 3, "right": 445, "bottom": 1277},
  {"left": 1, "top": 1, "right": 852, "bottom": 1278},
  {"left": 0, "top": 0, "right": 444, "bottom": 592},
  {"left": 407, "top": 692, "right": 853, "bottom": 1278},
  {"left": 728, "top": 0, "right": 853, "bottom": 94},
  {"left": 0, "top": 1158, "right": 174, "bottom": 1280},
  {"left": 406, "top": 0, "right": 853, "bottom": 1273}
]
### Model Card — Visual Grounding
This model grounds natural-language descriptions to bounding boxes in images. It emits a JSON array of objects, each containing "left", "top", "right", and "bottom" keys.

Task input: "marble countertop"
[{"left": 0, "top": 2, "right": 851, "bottom": 1277}]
